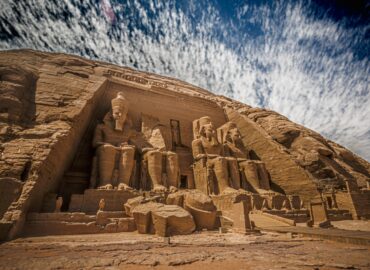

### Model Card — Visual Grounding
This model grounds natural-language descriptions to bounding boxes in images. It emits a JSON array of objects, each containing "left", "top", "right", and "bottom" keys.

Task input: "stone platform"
[
  {"left": 69, "top": 189, "right": 140, "bottom": 213},
  {"left": 23, "top": 211, "right": 136, "bottom": 236},
  {"left": 259, "top": 226, "right": 370, "bottom": 246}
]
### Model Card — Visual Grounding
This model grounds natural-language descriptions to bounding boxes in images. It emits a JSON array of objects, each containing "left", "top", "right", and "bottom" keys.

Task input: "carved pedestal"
[{"left": 69, "top": 189, "right": 139, "bottom": 214}]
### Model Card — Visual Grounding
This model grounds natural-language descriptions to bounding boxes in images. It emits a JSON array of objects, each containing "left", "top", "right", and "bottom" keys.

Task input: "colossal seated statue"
[
  {"left": 217, "top": 122, "right": 271, "bottom": 193},
  {"left": 90, "top": 92, "right": 180, "bottom": 193},
  {"left": 91, "top": 92, "right": 136, "bottom": 190},
  {"left": 191, "top": 116, "right": 237, "bottom": 195}
]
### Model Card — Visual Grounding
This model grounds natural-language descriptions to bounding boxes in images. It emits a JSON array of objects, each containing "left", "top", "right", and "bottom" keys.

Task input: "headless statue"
[
  {"left": 141, "top": 115, "right": 180, "bottom": 193},
  {"left": 192, "top": 116, "right": 237, "bottom": 194},
  {"left": 220, "top": 122, "right": 271, "bottom": 193}
]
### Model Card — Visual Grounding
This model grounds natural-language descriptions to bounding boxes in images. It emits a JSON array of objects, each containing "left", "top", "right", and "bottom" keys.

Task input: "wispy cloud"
[{"left": 0, "top": 0, "right": 369, "bottom": 160}]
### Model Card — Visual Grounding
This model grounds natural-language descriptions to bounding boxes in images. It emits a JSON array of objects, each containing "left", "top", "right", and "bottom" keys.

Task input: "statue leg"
[
  {"left": 117, "top": 146, "right": 135, "bottom": 190},
  {"left": 240, "top": 161, "right": 260, "bottom": 190},
  {"left": 97, "top": 145, "right": 116, "bottom": 189},
  {"left": 165, "top": 151, "right": 179, "bottom": 191},
  {"left": 212, "top": 157, "right": 236, "bottom": 194},
  {"left": 146, "top": 150, "right": 167, "bottom": 192},
  {"left": 226, "top": 157, "right": 241, "bottom": 189},
  {"left": 255, "top": 161, "right": 270, "bottom": 190}
]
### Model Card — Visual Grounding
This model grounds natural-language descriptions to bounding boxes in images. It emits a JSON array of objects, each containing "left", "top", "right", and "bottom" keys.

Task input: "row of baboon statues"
[{"left": 90, "top": 92, "right": 272, "bottom": 195}]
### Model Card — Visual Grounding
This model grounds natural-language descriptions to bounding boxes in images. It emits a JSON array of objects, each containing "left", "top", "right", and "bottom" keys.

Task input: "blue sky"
[{"left": 0, "top": 0, "right": 369, "bottom": 160}]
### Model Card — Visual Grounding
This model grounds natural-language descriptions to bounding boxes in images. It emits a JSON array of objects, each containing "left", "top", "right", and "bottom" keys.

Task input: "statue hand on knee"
[{"left": 97, "top": 184, "right": 113, "bottom": 190}]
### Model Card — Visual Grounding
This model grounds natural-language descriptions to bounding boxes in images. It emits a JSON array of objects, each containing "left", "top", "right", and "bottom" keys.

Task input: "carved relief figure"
[
  {"left": 218, "top": 122, "right": 271, "bottom": 193},
  {"left": 192, "top": 116, "right": 237, "bottom": 194},
  {"left": 91, "top": 92, "right": 136, "bottom": 190},
  {"left": 170, "top": 119, "right": 182, "bottom": 149}
]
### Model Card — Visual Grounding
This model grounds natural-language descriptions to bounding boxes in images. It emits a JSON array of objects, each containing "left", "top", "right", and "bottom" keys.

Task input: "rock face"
[
  {"left": 0, "top": 49, "right": 369, "bottom": 240},
  {"left": 131, "top": 202, "right": 195, "bottom": 236},
  {"left": 234, "top": 107, "right": 370, "bottom": 189},
  {"left": 167, "top": 190, "right": 217, "bottom": 230}
]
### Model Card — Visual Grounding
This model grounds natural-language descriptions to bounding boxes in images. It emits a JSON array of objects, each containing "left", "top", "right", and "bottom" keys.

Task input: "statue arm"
[
  {"left": 192, "top": 139, "right": 206, "bottom": 160},
  {"left": 92, "top": 125, "right": 105, "bottom": 148},
  {"left": 129, "top": 130, "right": 155, "bottom": 153},
  {"left": 222, "top": 144, "right": 231, "bottom": 157}
]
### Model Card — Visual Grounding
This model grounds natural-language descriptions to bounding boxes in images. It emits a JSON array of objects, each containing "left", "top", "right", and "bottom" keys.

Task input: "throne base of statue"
[{"left": 69, "top": 189, "right": 139, "bottom": 214}]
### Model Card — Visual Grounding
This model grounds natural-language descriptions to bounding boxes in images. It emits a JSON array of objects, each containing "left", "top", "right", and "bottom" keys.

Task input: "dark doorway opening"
[
  {"left": 326, "top": 196, "right": 333, "bottom": 209},
  {"left": 20, "top": 161, "right": 32, "bottom": 181},
  {"left": 180, "top": 175, "right": 188, "bottom": 189}
]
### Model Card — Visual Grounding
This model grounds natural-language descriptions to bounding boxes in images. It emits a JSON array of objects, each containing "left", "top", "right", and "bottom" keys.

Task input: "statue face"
[
  {"left": 227, "top": 128, "right": 241, "bottom": 143},
  {"left": 111, "top": 105, "right": 128, "bottom": 131},
  {"left": 201, "top": 123, "right": 216, "bottom": 139},
  {"left": 112, "top": 105, "right": 128, "bottom": 122}
]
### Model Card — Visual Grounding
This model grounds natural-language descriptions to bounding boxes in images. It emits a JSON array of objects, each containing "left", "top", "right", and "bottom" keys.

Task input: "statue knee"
[
  {"left": 146, "top": 150, "right": 162, "bottom": 163},
  {"left": 166, "top": 151, "right": 177, "bottom": 157},
  {"left": 147, "top": 149, "right": 161, "bottom": 156},
  {"left": 98, "top": 144, "right": 116, "bottom": 156},
  {"left": 166, "top": 151, "right": 178, "bottom": 161},
  {"left": 215, "top": 156, "right": 226, "bottom": 164},
  {"left": 122, "top": 146, "right": 135, "bottom": 156}
]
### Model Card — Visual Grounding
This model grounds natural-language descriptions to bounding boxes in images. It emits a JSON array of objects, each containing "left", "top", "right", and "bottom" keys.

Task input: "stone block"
[
  {"left": 307, "top": 197, "right": 332, "bottom": 228},
  {"left": 69, "top": 189, "right": 139, "bottom": 214},
  {"left": 132, "top": 202, "right": 195, "bottom": 236},
  {"left": 222, "top": 200, "right": 253, "bottom": 233},
  {"left": 117, "top": 218, "right": 136, "bottom": 232},
  {"left": 0, "top": 178, "right": 23, "bottom": 219},
  {"left": 124, "top": 196, "right": 145, "bottom": 217}
]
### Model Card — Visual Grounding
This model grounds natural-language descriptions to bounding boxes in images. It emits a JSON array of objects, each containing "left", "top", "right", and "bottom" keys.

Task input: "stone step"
[
  {"left": 23, "top": 212, "right": 136, "bottom": 236},
  {"left": 249, "top": 212, "right": 293, "bottom": 228}
]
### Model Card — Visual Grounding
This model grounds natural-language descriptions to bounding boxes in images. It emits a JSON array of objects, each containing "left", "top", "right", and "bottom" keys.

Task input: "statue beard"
[
  {"left": 205, "top": 131, "right": 218, "bottom": 146},
  {"left": 232, "top": 137, "right": 242, "bottom": 146},
  {"left": 114, "top": 116, "right": 126, "bottom": 131},
  {"left": 115, "top": 120, "right": 123, "bottom": 131}
]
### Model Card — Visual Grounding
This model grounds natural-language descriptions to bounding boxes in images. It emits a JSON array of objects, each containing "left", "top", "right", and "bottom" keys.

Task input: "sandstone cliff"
[{"left": 0, "top": 50, "right": 369, "bottom": 238}]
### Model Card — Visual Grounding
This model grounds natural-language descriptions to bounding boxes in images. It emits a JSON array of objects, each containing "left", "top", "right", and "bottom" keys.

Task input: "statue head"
[
  {"left": 198, "top": 116, "right": 217, "bottom": 142},
  {"left": 111, "top": 92, "right": 129, "bottom": 131},
  {"left": 224, "top": 122, "right": 242, "bottom": 144}
]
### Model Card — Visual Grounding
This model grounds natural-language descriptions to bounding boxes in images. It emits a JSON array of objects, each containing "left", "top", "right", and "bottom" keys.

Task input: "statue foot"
[
  {"left": 221, "top": 187, "right": 238, "bottom": 194},
  {"left": 153, "top": 185, "right": 167, "bottom": 193},
  {"left": 169, "top": 186, "right": 178, "bottom": 193},
  {"left": 117, "top": 183, "right": 133, "bottom": 191},
  {"left": 97, "top": 184, "right": 113, "bottom": 190}
]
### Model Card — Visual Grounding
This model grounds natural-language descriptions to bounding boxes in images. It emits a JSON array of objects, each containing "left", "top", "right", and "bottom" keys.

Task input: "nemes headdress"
[
  {"left": 217, "top": 122, "right": 238, "bottom": 143},
  {"left": 111, "top": 92, "right": 129, "bottom": 111},
  {"left": 198, "top": 116, "right": 212, "bottom": 127},
  {"left": 192, "top": 116, "right": 213, "bottom": 139}
]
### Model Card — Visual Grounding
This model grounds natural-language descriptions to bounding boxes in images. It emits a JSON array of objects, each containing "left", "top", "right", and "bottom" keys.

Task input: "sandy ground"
[{"left": 0, "top": 230, "right": 369, "bottom": 270}]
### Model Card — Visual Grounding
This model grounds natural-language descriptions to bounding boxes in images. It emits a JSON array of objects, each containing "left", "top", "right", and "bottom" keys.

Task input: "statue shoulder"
[
  {"left": 95, "top": 123, "right": 105, "bottom": 131},
  {"left": 192, "top": 138, "right": 202, "bottom": 147}
]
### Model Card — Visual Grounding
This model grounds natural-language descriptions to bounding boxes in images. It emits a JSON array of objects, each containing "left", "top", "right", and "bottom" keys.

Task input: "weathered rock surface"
[
  {"left": 167, "top": 190, "right": 217, "bottom": 230},
  {"left": 0, "top": 49, "right": 369, "bottom": 239},
  {"left": 235, "top": 106, "right": 370, "bottom": 189},
  {"left": 131, "top": 202, "right": 195, "bottom": 236}
]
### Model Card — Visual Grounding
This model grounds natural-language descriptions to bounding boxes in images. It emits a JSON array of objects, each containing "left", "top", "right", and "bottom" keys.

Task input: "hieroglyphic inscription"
[{"left": 107, "top": 70, "right": 167, "bottom": 88}]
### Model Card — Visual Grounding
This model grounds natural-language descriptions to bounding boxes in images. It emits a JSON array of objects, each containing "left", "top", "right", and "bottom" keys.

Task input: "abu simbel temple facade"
[{"left": 0, "top": 50, "right": 369, "bottom": 240}]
